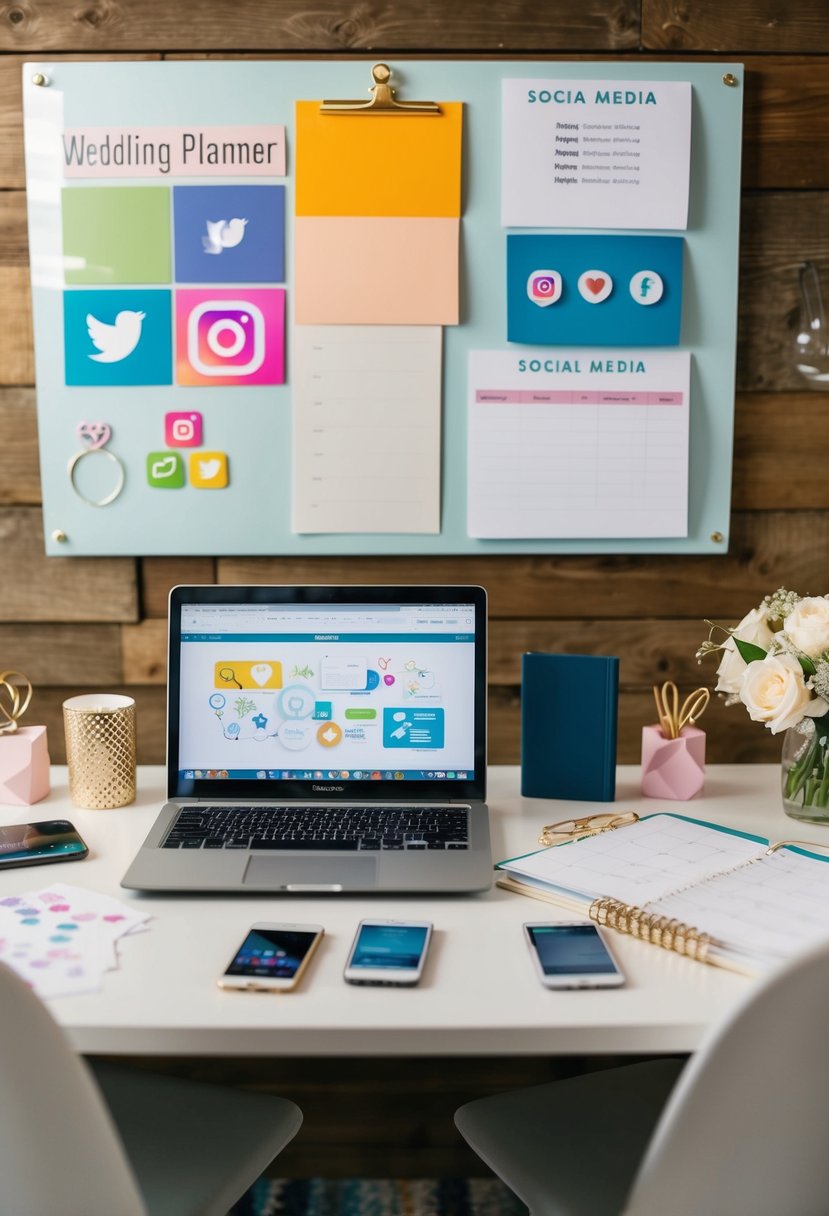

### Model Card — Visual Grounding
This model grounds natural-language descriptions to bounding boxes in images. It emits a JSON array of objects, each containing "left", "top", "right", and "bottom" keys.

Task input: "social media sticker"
[
  {"left": 175, "top": 288, "right": 285, "bottom": 386},
  {"left": 147, "top": 451, "right": 185, "bottom": 488},
  {"left": 189, "top": 451, "right": 228, "bottom": 489},
  {"left": 577, "top": 270, "right": 613, "bottom": 304},
  {"left": 173, "top": 185, "right": 285, "bottom": 284},
  {"left": 165, "top": 411, "right": 203, "bottom": 447},
  {"left": 629, "top": 270, "right": 664, "bottom": 306},
  {"left": 526, "top": 269, "right": 562, "bottom": 308},
  {"left": 64, "top": 289, "right": 173, "bottom": 386}
]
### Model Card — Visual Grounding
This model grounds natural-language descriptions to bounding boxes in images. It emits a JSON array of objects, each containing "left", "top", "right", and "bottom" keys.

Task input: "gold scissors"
[
  {"left": 0, "top": 670, "right": 33, "bottom": 734},
  {"left": 653, "top": 681, "right": 710, "bottom": 740}
]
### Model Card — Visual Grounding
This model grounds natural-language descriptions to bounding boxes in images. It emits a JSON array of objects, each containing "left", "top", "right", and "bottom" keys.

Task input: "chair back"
[
  {"left": 0, "top": 960, "right": 147, "bottom": 1216},
  {"left": 626, "top": 939, "right": 829, "bottom": 1216}
]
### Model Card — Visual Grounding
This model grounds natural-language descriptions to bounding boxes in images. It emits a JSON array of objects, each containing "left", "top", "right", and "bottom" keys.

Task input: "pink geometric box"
[
  {"left": 0, "top": 725, "right": 50, "bottom": 805},
  {"left": 641, "top": 723, "right": 705, "bottom": 801}
]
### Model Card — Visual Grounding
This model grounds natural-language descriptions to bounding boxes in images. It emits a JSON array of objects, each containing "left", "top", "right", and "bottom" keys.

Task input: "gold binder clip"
[{"left": 321, "top": 63, "right": 440, "bottom": 116}]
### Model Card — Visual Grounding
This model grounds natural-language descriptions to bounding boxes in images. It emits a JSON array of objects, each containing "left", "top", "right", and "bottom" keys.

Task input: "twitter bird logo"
[
  {"left": 202, "top": 217, "right": 248, "bottom": 255},
  {"left": 86, "top": 310, "right": 145, "bottom": 363}
]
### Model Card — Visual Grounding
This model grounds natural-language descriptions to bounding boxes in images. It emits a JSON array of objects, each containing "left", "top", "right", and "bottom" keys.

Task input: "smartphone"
[
  {"left": 524, "top": 921, "right": 625, "bottom": 989},
  {"left": 343, "top": 919, "right": 433, "bottom": 986},
  {"left": 0, "top": 820, "right": 88, "bottom": 869},
  {"left": 218, "top": 922, "right": 324, "bottom": 992}
]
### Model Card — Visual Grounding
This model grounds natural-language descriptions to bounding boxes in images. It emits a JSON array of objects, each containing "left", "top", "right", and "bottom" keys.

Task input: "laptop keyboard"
[{"left": 162, "top": 805, "right": 470, "bottom": 851}]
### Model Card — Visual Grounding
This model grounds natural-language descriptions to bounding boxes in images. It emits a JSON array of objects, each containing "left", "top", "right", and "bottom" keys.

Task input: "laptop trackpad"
[{"left": 243, "top": 855, "right": 377, "bottom": 890}]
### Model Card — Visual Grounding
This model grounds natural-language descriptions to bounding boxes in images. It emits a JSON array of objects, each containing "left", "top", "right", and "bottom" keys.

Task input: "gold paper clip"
[{"left": 321, "top": 63, "right": 440, "bottom": 116}]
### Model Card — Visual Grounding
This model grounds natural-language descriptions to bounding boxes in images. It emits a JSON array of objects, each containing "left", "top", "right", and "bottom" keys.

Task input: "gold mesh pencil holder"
[{"left": 63, "top": 694, "right": 136, "bottom": 809}]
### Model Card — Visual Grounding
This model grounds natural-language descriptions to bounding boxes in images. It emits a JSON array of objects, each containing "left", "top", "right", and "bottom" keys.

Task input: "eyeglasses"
[{"left": 537, "top": 811, "right": 639, "bottom": 849}]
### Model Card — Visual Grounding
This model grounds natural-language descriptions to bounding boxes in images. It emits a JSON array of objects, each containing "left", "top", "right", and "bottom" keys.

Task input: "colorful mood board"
[{"left": 22, "top": 60, "right": 743, "bottom": 555}]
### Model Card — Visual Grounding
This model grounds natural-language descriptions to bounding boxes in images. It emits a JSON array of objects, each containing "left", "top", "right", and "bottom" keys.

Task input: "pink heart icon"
[
  {"left": 77, "top": 420, "right": 111, "bottom": 450},
  {"left": 383, "top": 674, "right": 395, "bottom": 686},
  {"left": 585, "top": 277, "right": 606, "bottom": 295}
]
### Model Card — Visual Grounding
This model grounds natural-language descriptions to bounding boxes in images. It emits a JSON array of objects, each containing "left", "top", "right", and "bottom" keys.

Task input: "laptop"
[{"left": 121, "top": 584, "right": 491, "bottom": 893}]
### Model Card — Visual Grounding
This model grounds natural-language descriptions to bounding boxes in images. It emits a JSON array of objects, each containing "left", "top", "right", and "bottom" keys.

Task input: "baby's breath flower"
[
  {"left": 764, "top": 587, "right": 802, "bottom": 623},
  {"left": 810, "top": 660, "right": 829, "bottom": 704}
]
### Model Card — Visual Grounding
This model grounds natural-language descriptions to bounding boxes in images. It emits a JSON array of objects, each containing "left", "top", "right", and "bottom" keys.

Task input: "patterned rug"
[{"left": 231, "top": 1178, "right": 527, "bottom": 1215}]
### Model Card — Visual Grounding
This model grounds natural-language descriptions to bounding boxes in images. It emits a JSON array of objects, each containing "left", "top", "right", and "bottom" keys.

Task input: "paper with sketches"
[
  {"left": 293, "top": 326, "right": 442, "bottom": 533},
  {"left": 294, "top": 217, "right": 459, "bottom": 325},
  {"left": 468, "top": 348, "right": 691, "bottom": 539},
  {"left": 295, "top": 101, "right": 462, "bottom": 217},
  {"left": 502, "top": 78, "right": 691, "bottom": 229},
  {"left": 0, "top": 882, "right": 149, "bottom": 998}
]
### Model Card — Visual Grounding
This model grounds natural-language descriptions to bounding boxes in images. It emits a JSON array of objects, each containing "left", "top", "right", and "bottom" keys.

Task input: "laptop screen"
[{"left": 167, "top": 586, "right": 487, "bottom": 802}]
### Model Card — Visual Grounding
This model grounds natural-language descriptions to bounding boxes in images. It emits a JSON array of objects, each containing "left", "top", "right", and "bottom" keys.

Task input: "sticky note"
[
  {"left": 295, "top": 101, "right": 462, "bottom": 218},
  {"left": 62, "top": 186, "right": 171, "bottom": 284},
  {"left": 294, "top": 217, "right": 459, "bottom": 325}
]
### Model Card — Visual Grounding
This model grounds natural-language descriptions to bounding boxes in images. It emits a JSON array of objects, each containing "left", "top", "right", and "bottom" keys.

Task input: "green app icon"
[{"left": 147, "top": 451, "right": 185, "bottom": 488}]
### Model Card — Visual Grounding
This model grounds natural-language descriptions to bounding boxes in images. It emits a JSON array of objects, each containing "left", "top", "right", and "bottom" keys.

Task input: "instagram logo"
[
  {"left": 175, "top": 289, "right": 285, "bottom": 386},
  {"left": 188, "top": 300, "right": 265, "bottom": 376},
  {"left": 526, "top": 269, "right": 562, "bottom": 308},
  {"left": 165, "top": 411, "right": 202, "bottom": 447}
]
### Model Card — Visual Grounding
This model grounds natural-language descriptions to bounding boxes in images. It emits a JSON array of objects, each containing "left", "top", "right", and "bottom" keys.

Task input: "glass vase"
[{"left": 781, "top": 715, "right": 829, "bottom": 823}]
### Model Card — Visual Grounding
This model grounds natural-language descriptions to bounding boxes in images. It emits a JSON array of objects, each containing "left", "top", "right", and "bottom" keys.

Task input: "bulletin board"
[{"left": 22, "top": 59, "right": 743, "bottom": 557}]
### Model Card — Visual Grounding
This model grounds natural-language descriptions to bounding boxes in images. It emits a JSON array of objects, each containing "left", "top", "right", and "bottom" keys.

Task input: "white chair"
[
  {"left": 0, "top": 960, "right": 302, "bottom": 1216},
  {"left": 455, "top": 938, "right": 829, "bottom": 1216}
]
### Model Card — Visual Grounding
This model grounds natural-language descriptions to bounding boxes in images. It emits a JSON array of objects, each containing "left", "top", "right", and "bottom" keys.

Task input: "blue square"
[
  {"left": 173, "top": 186, "right": 285, "bottom": 283},
  {"left": 507, "top": 234, "right": 684, "bottom": 347},
  {"left": 63, "top": 289, "right": 172, "bottom": 385}
]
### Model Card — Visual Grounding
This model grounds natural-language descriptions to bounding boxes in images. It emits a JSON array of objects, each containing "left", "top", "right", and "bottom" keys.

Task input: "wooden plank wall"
[{"left": 2, "top": 2, "right": 828, "bottom": 771}]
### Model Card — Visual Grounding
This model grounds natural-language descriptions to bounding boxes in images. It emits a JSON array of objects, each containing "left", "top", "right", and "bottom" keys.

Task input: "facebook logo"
[{"left": 629, "top": 270, "right": 664, "bottom": 306}]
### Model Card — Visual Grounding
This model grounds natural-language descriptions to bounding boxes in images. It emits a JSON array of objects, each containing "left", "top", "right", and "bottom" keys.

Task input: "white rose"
[
  {"left": 715, "top": 605, "right": 774, "bottom": 697},
  {"left": 739, "top": 653, "right": 829, "bottom": 734},
  {"left": 782, "top": 596, "right": 829, "bottom": 659}
]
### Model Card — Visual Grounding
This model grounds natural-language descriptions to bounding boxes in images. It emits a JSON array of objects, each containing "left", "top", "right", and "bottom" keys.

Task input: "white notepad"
[{"left": 292, "top": 325, "right": 442, "bottom": 534}]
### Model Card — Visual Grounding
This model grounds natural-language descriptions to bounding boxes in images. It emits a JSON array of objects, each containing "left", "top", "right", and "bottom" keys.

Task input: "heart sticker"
[
  {"left": 577, "top": 270, "right": 613, "bottom": 304},
  {"left": 77, "top": 421, "right": 111, "bottom": 450},
  {"left": 383, "top": 674, "right": 395, "bottom": 686},
  {"left": 251, "top": 663, "right": 272, "bottom": 687}
]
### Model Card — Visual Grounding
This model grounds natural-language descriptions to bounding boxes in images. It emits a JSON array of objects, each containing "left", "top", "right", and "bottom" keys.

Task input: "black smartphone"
[{"left": 0, "top": 820, "right": 89, "bottom": 869}]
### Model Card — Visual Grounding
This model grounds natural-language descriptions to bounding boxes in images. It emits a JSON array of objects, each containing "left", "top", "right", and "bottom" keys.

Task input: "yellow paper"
[
  {"left": 295, "top": 101, "right": 462, "bottom": 218},
  {"left": 294, "top": 216, "right": 459, "bottom": 325}
]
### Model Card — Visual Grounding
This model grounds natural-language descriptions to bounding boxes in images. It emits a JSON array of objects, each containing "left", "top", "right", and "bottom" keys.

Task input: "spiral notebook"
[{"left": 496, "top": 813, "right": 829, "bottom": 976}]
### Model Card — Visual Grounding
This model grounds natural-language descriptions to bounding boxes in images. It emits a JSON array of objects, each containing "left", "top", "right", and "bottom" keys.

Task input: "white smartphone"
[
  {"left": 218, "top": 922, "right": 324, "bottom": 992},
  {"left": 524, "top": 921, "right": 625, "bottom": 989},
  {"left": 343, "top": 919, "right": 433, "bottom": 986}
]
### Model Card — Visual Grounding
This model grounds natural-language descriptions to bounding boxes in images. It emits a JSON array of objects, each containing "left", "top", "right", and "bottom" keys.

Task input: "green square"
[
  {"left": 63, "top": 187, "right": 171, "bottom": 284},
  {"left": 147, "top": 451, "right": 185, "bottom": 488}
]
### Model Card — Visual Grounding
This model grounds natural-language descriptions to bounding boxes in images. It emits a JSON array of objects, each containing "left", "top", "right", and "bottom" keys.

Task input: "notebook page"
[
  {"left": 654, "top": 848, "right": 829, "bottom": 966},
  {"left": 500, "top": 816, "right": 766, "bottom": 907}
]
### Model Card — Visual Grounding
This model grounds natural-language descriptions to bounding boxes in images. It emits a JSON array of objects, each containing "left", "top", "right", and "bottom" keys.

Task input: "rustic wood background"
[
  {"left": 2, "top": 1, "right": 829, "bottom": 1178},
  {"left": 2, "top": 3, "right": 829, "bottom": 768}
]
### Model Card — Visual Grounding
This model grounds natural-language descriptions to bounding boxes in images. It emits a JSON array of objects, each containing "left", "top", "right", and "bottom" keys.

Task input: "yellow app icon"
[{"left": 189, "top": 450, "right": 228, "bottom": 489}]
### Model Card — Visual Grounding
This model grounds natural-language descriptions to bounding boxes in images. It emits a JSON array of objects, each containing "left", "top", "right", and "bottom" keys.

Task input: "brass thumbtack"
[
  {"left": 710, "top": 531, "right": 724, "bottom": 544},
  {"left": 31, "top": 73, "right": 49, "bottom": 87},
  {"left": 51, "top": 529, "right": 68, "bottom": 543},
  {"left": 722, "top": 74, "right": 738, "bottom": 88}
]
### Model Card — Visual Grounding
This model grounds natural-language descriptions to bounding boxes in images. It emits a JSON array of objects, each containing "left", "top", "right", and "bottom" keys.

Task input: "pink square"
[
  {"left": 164, "top": 411, "right": 203, "bottom": 447},
  {"left": 175, "top": 288, "right": 285, "bottom": 386}
]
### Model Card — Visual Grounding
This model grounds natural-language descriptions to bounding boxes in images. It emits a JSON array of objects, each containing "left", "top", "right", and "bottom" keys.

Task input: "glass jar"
[{"left": 781, "top": 715, "right": 829, "bottom": 823}]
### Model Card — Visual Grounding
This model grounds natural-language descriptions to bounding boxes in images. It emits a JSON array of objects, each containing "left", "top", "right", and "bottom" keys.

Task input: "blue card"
[
  {"left": 63, "top": 288, "right": 172, "bottom": 386},
  {"left": 173, "top": 185, "right": 285, "bottom": 283},
  {"left": 507, "top": 234, "right": 683, "bottom": 346}
]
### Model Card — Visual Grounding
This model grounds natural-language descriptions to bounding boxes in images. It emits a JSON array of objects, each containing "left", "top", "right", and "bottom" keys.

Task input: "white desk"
[{"left": 0, "top": 764, "right": 818, "bottom": 1058}]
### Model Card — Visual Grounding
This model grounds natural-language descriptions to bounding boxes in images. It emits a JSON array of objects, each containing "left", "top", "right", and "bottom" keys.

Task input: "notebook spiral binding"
[{"left": 590, "top": 896, "right": 712, "bottom": 963}]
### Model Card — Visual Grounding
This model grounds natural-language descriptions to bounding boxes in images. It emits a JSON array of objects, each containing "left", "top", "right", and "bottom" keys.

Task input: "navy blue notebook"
[{"left": 521, "top": 652, "right": 619, "bottom": 802}]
